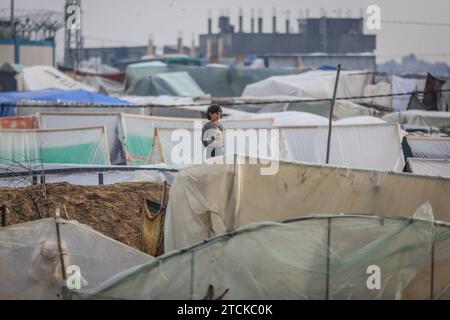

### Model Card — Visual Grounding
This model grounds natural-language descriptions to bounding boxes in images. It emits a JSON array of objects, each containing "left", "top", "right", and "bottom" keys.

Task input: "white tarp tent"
[
  {"left": 392, "top": 75, "right": 417, "bottom": 112},
  {"left": 0, "top": 218, "right": 153, "bottom": 299},
  {"left": 408, "top": 158, "right": 450, "bottom": 178},
  {"left": 77, "top": 208, "right": 450, "bottom": 300},
  {"left": 281, "top": 123, "right": 404, "bottom": 171},
  {"left": 16, "top": 66, "right": 96, "bottom": 92},
  {"left": 0, "top": 126, "right": 110, "bottom": 165},
  {"left": 39, "top": 113, "right": 125, "bottom": 165},
  {"left": 242, "top": 70, "right": 372, "bottom": 99},
  {"left": 164, "top": 155, "right": 450, "bottom": 251},
  {"left": 0, "top": 163, "right": 179, "bottom": 187}
]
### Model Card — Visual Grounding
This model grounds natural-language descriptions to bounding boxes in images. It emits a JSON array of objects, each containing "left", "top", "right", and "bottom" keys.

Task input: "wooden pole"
[{"left": 326, "top": 64, "right": 341, "bottom": 164}]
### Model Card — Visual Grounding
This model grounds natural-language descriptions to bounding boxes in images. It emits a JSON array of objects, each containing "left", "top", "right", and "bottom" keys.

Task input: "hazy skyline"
[{"left": 1, "top": 0, "right": 450, "bottom": 65}]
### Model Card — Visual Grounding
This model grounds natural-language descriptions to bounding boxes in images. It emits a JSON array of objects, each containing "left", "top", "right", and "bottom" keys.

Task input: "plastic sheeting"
[
  {"left": 281, "top": 123, "right": 404, "bottom": 171},
  {"left": 0, "top": 115, "right": 39, "bottom": 129},
  {"left": 334, "top": 116, "right": 387, "bottom": 125},
  {"left": 121, "top": 114, "right": 200, "bottom": 165},
  {"left": 406, "top": 136, "right": 450, "bottom": 159},
  {"left": 16, "top": 66, "right": 96, "bottom": 92},
  {"left": 408, "top": 158, "right": 450, "bottom": 178},
  {"left": 0, "top": 127, "right": 110, "bottom": 165},
  {"left": 0, "top": 163, "right": 179, "bottom": 187},
  {"left": 39, "top": 113, "right": 125, "bottom": 165},
  {"left": 383, "top": 110, "right": 450, "bottom": 130},
  {"left": 287, "top": 99, "right": 373, "bottom": 119},
  {"left": 392, "top": 75, "right": 417, "bottom": 111},
  {"left": 362, "top": 81, "right": 392, "bottom": 109},
  {"left": 163, "top": 155, "right": 450, "bottom": 251},
  {"left": 242, "top": 70, "right": 372, "bottom": 99},
  {"left": 0, "top": 218, "right": 153, "bottom": 299},
  {"left": 78, "top": 210, "right": 450, "bottom": 300},
  {"left": 125, "top": 64, "right": 307, "bottom": 97}
]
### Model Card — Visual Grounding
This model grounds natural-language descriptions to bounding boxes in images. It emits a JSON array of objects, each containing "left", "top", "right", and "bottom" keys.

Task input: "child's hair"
[{"left": 206, "top": 104, "right": 223, "bottom": 120}]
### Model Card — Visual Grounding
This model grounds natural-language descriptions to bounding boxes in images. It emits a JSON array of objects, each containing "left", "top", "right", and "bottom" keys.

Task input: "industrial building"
[{"left": 199, "top": 12, "right": 377, "bottom": 70}]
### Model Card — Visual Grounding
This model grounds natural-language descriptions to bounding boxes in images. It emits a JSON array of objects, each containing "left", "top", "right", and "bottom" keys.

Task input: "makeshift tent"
[
  {"left": 231, "top": 111, "right": 329, "bottom": 127},
  {"left": 130, "top": 72, "right": 206, "bottom": 97},
  {"left": 362, "top": 81, "right": 392, "bottom": 109},
  {"left": 286, "top": 99, "right": 373, "bottom": 119},
  {"left": 242, "top": 70, "right": 372, "bottom": 99},
  {"left": 0, "top": 115, "right": 39, "bottom": 129},
  {"left": 439, "top": 81, "right": 450, "bottom": 112},
  {"left": 163, "top": 155, "right": 450, "bottom": 251},
  {"left": 280, "top": 123, "right": 404, "bottom": 171},
  {"left": 0, "top": 218, "right": 153, "bottom": 299},
  {"left": 423, "top": 73, "right": 445, "bottom": 110},
  {"left": 0, "top": 163, "right": 179, "bottom": 188},
  {"left": 16, "top": 66, "right": 96, "bottom": 92},
  {"left": 383, "top": 110, "right": 450, "bottom": 129},
  {"left": 125, "top": 64, "right": 307, "bottom": 97},
  {"left": 407, "top": 91, "right": 428, "bottom": 111},
  {"left": 334, "top": 116, "right": 387, "bottom": 125},
  {"left": 121, "top": 114, "right": 201, "bottom": 165},
  {"left": 0, "top": 62, "right": 24, "bottom": 93},
  {"left": 408, "top": 158, "right": 450, "bottom": 178},
  {"left": 405, "top": 136, "right": 450, "bottom": 159},
  {"left": 78, "top": 207, "right": 450, "bottom": 300},
  {"left": 39, "top": 113, "right": 125, "bottom": 165},
  {"left": 392, "top": 75, "right": 417, "bottom": 112},
  {"left": 0, "top": 88, "right": 132, "bottom": 117},
  {"left": 0, "top": 126, "right": 110, "bottom": 165}
]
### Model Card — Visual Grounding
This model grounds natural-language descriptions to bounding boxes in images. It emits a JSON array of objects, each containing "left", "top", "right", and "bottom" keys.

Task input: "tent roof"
[{"left": 0, "top": 88, "right": 130, "bottom": 106}]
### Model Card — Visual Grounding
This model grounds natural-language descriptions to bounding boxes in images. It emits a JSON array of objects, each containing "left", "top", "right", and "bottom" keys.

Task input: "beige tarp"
[{"left": 164, "top": 155, "right": 450, "bottom": 251}]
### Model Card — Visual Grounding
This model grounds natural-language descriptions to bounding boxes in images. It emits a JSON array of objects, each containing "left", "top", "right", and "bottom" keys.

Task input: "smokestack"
[
  {"left": 177, "top": 31, "right": 183, "bottom": 54},
  {"left": 147, "top": 34, "right": 154, "bottom": 56},
  {"left": 191, "top": 33, "right": 196, "bottom": 56},
  {"left": 208, "top": 9, "right": 212, "bottom": 34},
  {"left": 272, "top": 7, "right": 276, "bottom": 33},
  {"left": 239, "top": 7, "right": 243, "bottom": 33},
  {"left": 258, "top": 8, "right": 263, "bottom": 33},
  {"left": 285, "top": 10, "right": 290, "bottom": 34},
  {"left": 251, "top": 9, "right": 255, "bottom": 33}
]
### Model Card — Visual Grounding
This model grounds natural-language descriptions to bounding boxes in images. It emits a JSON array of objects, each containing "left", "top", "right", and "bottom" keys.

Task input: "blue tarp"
[{"left": 0, "top": 88, "right": 130, "bottom": 117}]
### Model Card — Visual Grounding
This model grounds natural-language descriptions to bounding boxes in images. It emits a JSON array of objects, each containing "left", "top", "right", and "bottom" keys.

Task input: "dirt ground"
[{"left": 0, "top": 182, "right": 167, "bottom": 251}]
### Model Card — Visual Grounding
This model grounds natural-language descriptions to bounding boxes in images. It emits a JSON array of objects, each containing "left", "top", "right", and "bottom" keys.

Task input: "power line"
[{"left": 381, "top": 20, "right": 450, "bottom": 27}]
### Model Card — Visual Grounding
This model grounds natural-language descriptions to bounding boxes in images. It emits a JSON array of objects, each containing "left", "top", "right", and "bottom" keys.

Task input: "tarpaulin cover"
[
  {"left": 383, "top": 110, "right": 450, "bottom": 130},
  {"left": 16, "top": 66, "right": 96, "bottom": 92},
  {"left": 163, "top": 155, "right": 450, "bottom": 251},
  {"left": 0, "top": 115, "right": 39, "bottom": 129},
  {"left": 362, "top": 81, "right": 392, "bottom": 109},
  {"left": 242, "top": 70, "right": 372, "bottom": 100},
  {"left": 0, "top": 218, "right": 153, "bottom": 299},
  {"left": 121, "top": 114, "right": 201, "bottom": 165},
  {"left": 0, "top": 126, "right": 110, "bottom": 165},
  {"left": 77, "top": 207, "right": 450, "bottom": 300},
  {"left": 39, "top": 113, "right": 125, "bottom": 165},
  {"left": 125, "top": 64, "right": 307, "bottom": 97},
  {"left": 280, "top": 123, "right": 404, "bottom": 171},
  {"left": 408, "top": 158, "right": 450, "bottom": 178},
  {"left": 406, "top": 136, "right": 450, "bottom": 159},
  {"left": 0, "top": 163, "right": 180, "bottom": 188},
  {"left": 423, "top": 73, "right": 445, "bottom": 110},
  {"left": 392, "top": 75, "right": 417, "bottom": 112}
]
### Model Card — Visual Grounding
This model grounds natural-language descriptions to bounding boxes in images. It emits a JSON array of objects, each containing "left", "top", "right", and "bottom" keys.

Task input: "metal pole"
[{"left": 325, "top": 64, "right": 341, "bottom": 164}]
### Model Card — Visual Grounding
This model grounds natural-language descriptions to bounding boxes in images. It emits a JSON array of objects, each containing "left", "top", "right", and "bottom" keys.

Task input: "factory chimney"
[
  {"left": 208, "top": 9, "right": 212, "bottom": 34},
  {"left": 251, "top": 9, "right": 255, "bottom": 33},
  {"left": 177, "top": 31, "right": 183, "bottom": 54},
  {"left": 258, "top": 8, "right": 263, "bottom": 33},
  {"left": 285, "top": 10, "right": 290, "bottom": 33},
  {"left": 239, "top": 7, "right": 243, "bottom": 33},
  {"left": 272, "top": 7, "right": 277, "bottom": 33}
]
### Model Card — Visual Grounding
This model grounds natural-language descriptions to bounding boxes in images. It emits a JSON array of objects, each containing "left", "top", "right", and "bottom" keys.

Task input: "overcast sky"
[{"left": 1, "top": 0, "right": 450, "bottom": 65}]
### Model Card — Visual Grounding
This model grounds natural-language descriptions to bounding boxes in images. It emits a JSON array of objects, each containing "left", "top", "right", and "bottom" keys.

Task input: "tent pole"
[{"left": 325, "top": 64, "right": 341, "bottom": 164}]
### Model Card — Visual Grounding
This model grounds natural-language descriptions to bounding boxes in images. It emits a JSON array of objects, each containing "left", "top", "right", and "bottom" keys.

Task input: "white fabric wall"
[
  {"left": 409, "top": 158, "right": 450, "bottom": 178},
  {"left": 280, "top": 123, "right": 404, "bottom": 171}
]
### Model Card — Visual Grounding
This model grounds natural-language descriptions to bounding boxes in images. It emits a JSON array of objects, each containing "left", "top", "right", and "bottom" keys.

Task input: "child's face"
[{"left": 210, "top": 112, "right": 221, "bottom": 122}]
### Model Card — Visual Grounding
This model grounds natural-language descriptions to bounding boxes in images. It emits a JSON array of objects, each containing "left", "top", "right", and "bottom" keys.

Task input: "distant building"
[{"left": 199, "top": 14, "right": 376, "bottom": 69}]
